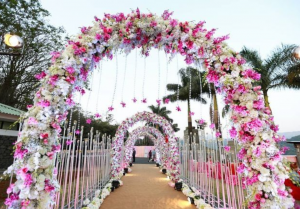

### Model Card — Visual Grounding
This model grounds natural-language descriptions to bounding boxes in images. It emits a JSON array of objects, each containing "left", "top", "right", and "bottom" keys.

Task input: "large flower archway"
[
  {"left": 5, "top": 9, "right": 293, "bottom": 209},
  {"left": 112, "top": 112, "right": 179, "bottom": 181},
  {"left": 123, "top": 126, "right": 166, "bottom": 168}
]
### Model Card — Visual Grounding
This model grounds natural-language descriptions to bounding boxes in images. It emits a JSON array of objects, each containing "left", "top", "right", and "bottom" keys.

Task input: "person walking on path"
[
  {"left": 132, "top": 148, "right": 136, "bottom": 163},
  {"left": 152, "top": 149, "right": 156, "bottom": 161},
  {"left": 148, "top": 150, "right": 152, "bottom": 161}
]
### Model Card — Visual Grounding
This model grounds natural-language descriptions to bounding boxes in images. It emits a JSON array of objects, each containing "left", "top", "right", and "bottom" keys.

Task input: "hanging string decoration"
[
  {"left": 132, "top": 49, "right": 138, "bottom": 103},
  {"left": 156, "top": 50, "right": 161, "bottom": 105},
  {"left": 85, "top": 70, "right": 94, "bottom": 124},
  {"left": 120, "top": 56, "right": 128, "bottom": 107},
  {"left": 76, "top": 94, "right": 82, "bottom": 135},
  {"left": 109, "top": 54, "right": 119, "bottom": 111},
  {"left": 164, "top": 54, "right": 170, "bottom": 104},
  {"left": 141, "top": 57, "right": 147, "bottom": 103},
  {"left": 175, "top": 55, "right": 181, "bottom": 111},
  {"left": 188, "top": 68, "right": 194, "bottom": 116},
  {"left": 95, "top": 61, "right": 103, "bottom": 118}
]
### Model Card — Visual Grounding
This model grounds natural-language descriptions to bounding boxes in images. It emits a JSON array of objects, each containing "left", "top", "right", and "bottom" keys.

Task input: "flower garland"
[
  {"left": 181, "top": 181, "right": 214, "bottom": 209},
  {"left": 81, "top": 179, "right": 123, "bottom": 209},
  {"left": 5, "top": 9, "right": 293, "bottom": 208},
  {"left": 112, "top": 112, "right": 180, "bottom": 182},
  {"left": 123, "top": 126, "right": 166, "bottom": 168}
]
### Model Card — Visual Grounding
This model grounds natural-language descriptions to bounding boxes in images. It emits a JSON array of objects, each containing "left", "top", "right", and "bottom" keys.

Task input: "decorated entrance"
[{"left": 4, "top": 9, "right": 294, "bottom": 209}]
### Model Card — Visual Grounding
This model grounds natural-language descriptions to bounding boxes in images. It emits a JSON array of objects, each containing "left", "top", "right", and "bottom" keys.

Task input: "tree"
[
  {"left": 0, "top": 0, "right": 65, "bottom": 110},
  {"left": 70, "top": 106, "right": 118, "bottom": 138},
  {"left": 240, "top": 44, "right": 300, "bottom": 112},
  {"left": 163, "top": 67, "right": 208, "bottom": 133},
  {"left": 147, "top": 104, "right": 180, "bottom": 132}
]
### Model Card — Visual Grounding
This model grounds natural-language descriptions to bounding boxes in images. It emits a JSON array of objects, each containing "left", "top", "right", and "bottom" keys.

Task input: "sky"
[{"left": 40, "top": 0, "right": 300, "bottom": 137}]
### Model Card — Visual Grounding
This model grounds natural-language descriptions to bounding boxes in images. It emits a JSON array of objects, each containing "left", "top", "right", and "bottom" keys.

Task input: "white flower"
[{"left": 83, "top": 198, "right": 90, "bottom": 205}]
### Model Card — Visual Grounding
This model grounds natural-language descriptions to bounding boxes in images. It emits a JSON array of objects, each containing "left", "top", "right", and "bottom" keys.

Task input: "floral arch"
[
  {"left": 5, "top": 9, "right": 293, "bottom": 209},
  {"left": 112, "top": 112, "right": 179, "bottom": 181},
  {"left": 123, "top": 126, "right": 166, "bottom": 168}
]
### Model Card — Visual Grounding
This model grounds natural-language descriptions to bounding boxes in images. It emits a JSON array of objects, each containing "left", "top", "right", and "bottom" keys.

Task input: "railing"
[
  {"left": 53, "top": 122, "right": 112, "bottom": 209},
  {"left": 179, "top": 129, "right": 246, "bottom": 209}
]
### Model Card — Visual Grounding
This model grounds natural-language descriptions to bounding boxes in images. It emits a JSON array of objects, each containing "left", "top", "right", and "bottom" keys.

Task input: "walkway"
[
  {"left": 100, "top": 163, "right": 195, "bottom": 209},
  {"left": 133, "top": 157, "right": 156, "bottom": 164}
]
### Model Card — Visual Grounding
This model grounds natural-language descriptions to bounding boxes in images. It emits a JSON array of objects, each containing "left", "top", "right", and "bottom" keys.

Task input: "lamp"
[
  {"left": 174, "top": 182, "right": 183, "bottom": 191},
  {"left": 124, "top": 168, "right": 128, "bottom": 173},
  {"left": 156, "top": 163, "right": 160, "bottom": 167},
  {"left": 129, "top": 163, "right": 132, "bottom": 167},
  {"left": 162, "top": 168, "right": 167, "bottom": 174},
  {"left": 4, "top": 34, "right": 23, "bottom": 48},
  {"left": 112, "top": 180, "right": 120, "bottom": 189},
  {"left": 188, "top": 197, "right": 194, "bottom": 204},
  {"left": 294, "top": 46, "right": 300, "bottom": 59}
]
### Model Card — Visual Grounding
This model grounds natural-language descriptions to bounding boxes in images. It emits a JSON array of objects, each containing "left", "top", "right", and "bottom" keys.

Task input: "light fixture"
[
  {"left": 294, "top": 46, "right": 300, "bottom": 59},
  {"left": 175, "top": 182, "right": 183, "bottom": 191},
  {"left": 162, "top": 168, "right": 167, "bottom": 174},
  {"left": 188, "top": 197, "right": 194, "bottom": 204},
  {"left": 4, "top": 34, "right": 23, "bottom": 48}
]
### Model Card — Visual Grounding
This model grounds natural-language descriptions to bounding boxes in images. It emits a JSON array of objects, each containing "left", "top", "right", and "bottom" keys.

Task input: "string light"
[
  {"left": 142, "top": 57, "right": 146, "bottom": 102},
  {"left": 198, "top": 63, "right": 203, "bottom": 117}
]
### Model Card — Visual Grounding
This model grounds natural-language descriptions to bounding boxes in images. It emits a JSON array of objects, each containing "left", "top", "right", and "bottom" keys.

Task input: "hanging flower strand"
[
  {"left": 141, "top": 57, "right": 147, "bottom": 103},
  {"left": 95, "top": 61, "right": 103, "bottom": 118},
  {"left": 109, "top": 54, "right": 118, "bottom": 111},
  {"left": 156, "top": 50, "right": 161, "bottom": 105},
  {"left": 133, "top": 49, "right": 138, "bottom": 103},
  {"left": 176, "top": 55, "right": 181, "bottom": 111},
  {"left": 120, "top": 55, "right": 127, "bottom": 108},
  {"left": 164, "top": 53, "right": 170, "bottom": 104}
]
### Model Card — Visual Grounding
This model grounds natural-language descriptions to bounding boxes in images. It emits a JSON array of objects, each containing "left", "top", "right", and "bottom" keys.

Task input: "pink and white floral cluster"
[
  {"left": 6, "top": 8, "right": 293, "bottom": 208},
  {"left": 81, "top": 179, "right": 123, "bottom": 209},
  {"left": 124, "top": 126, "right": 166, "bottom": 168},
  {"left": 112, "top": 111, "right": 180, "bottom": 181}
]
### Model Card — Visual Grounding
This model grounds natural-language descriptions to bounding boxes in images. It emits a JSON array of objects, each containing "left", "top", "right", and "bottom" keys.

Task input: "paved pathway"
[{"left": 100, "top": 164, "right": 195, "bottom": 209}]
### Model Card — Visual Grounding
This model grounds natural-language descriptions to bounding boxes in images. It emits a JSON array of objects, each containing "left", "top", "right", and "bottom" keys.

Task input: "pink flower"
[
  {"left": 132, "top": 97, "right": 137, "bottom": 103},
  {"left": 37, "top": 100, "right": 50, "bottom": 108},
  {"left": 66, "top": 140, "right": 73, "bottom": 145},
  {"left": 26, "top": 104, "right": 33, "bottom": 109},
  {"left": 141, "top": 98, "right": 147, "bottom": 103},
  {"left": 156, "top": 99, "right": 161, "bottom": 105},
  {"left": 40, "top": 133, "right": 49, "bottom": 139},
  {"left": 224, "top": 146, "right": 231, "bottom": 152},
  {"left": 28, "top": 117, "right": 38, "bottom": 125},
  {"left": 164, "top": 98, "right": 170, "bottom": 104},
  {"left": 176, "top": 106, "right": 181, "bottom": 111},
  {"left": 216, "top": 132, "right": 221, "bottom": 137},
  {"left": 242, "top": 69, "right": 261, "bottom": 80},
  {"left": 199, "top": 119, "right": 205, "bottom": 125},
  {"left": 24, "top": 173, "right": 33, "bottom": 187},
  {"left": 162, "top": 10, "right": 173, "bottom": 20},
  {"left": 6, "top": 184, "right": 14, "bottom": 194},
  {"left": 44, "top": 180, "right": 55, "bottom": 193},
  {"left": 229, "top": 126, "right": 237, "bottom": 138},
  {"left": 21, "top": 199, "right": 30, "bottom": 208},
  {"left": 47, "top": 151, "right": 54, "bottom": 159},
  {"left": 108, "top": 106, "right": 114, "bottom": 111},
  {"left": 209, "top": 123, "right": 215, "bottom": 129},
  {"left": 75, "top": 130, "right": 81, "bottom": 135},
  {"left": 50, "top": 51, "right": 60, "bottom": 62},
  {"left": 255, "top": 193, "right": 262, "bottom": 201},
  {"left": 86, "top": 118, "right": 92, "bottom": 124},
  {"left": 95, "top": 113, "right": 101, "bottom": 118},
  {"left": 189, "top": 112, "right": 194, "bottom": 116},
  {"left": 121, "top": 101, "right": 126, "bottom": 107},
  {"left": 34, "top": 71, "right": 47, "bottom": 80}
]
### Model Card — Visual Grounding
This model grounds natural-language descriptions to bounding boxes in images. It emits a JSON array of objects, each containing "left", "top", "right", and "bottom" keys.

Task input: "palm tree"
[
  {"left": 240, "top": 44, "right": 300, "bottom": 112},
  {"left": 163, "top": 67, "right": 209, "bottom": 134},
  {"left": 148, "top": 105, "right": 180, "bottom": 132}
]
